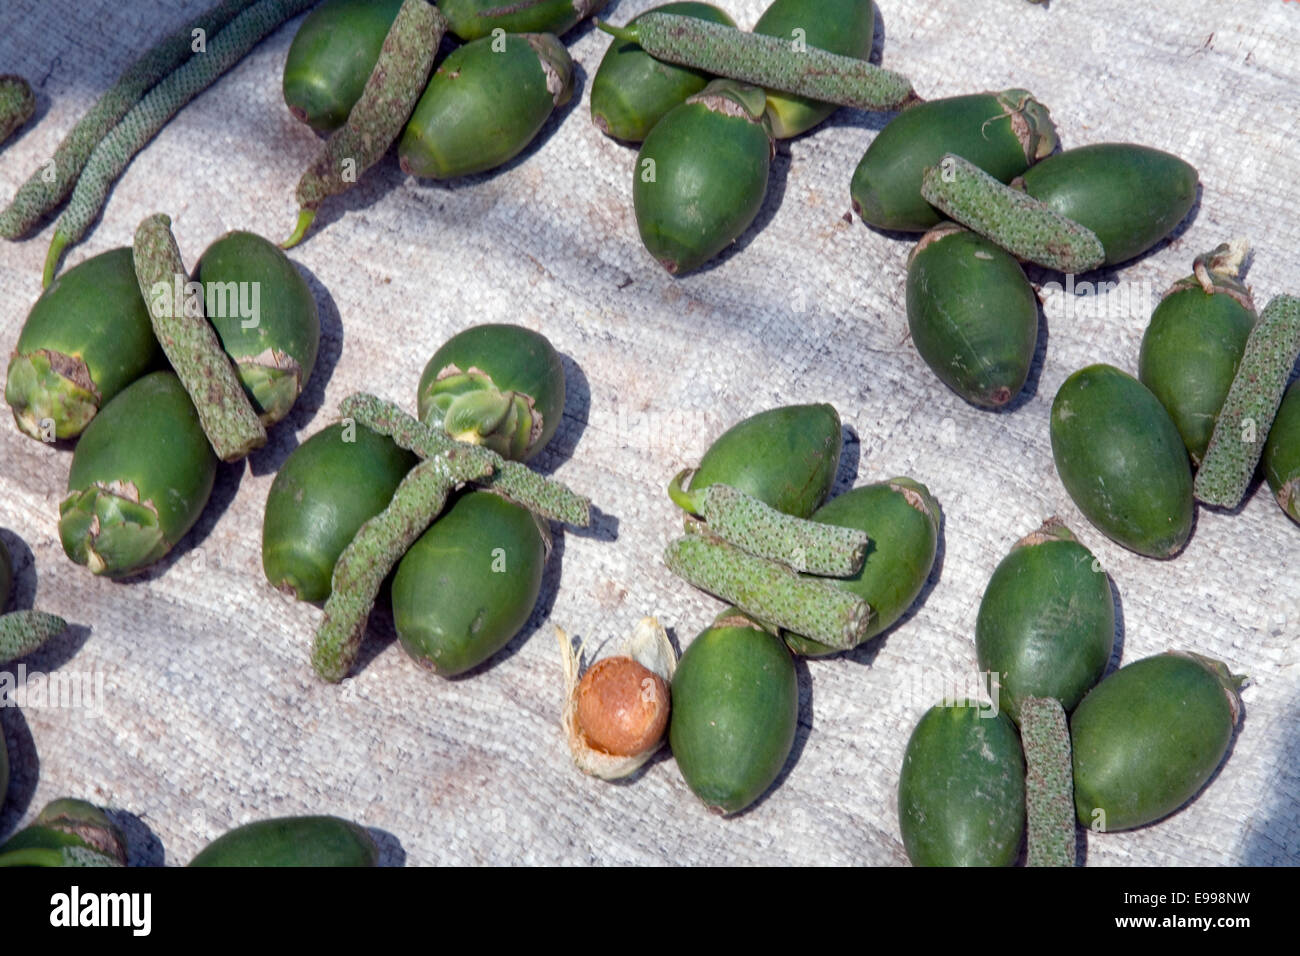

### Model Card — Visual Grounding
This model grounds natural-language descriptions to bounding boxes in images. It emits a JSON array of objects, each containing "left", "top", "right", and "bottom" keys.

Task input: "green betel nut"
[
  {"left": 0, "top": 798, "right": 127, "bottom": 867},
  {"left": 6, "top": 248, "right": 162, "bottom": 441},
  {"left": 399, "top": 33, "right": 574, "bottom": 180},
  {"left": 440, "top": 0, "right": 607, "bottom": 41},
  {"left": 188, "top": 815, "right": 378, "bottom": 866},
  {"left": 905, "top": 223, "right": 1039, "bottom": 408},
  {"left": 669, "top": 611, "right": 798, "bottom": 815},
  {"left": 283, "top": 0, "right": 405, "bottom": 133},
  {"left": 1019, "top": 143, "right": 1199, "bottom": 266},
  {"left": 753, "top": 0, "right": 876, "bottom": 139},
  {"left": 1139, "top": 242, "right": 1256, "bottom": 465},
  {"left": 1050, "top": 364, "right": 1194, "bottom": 558},
  {"left": 417, "top": 323, "right": 566, "bottom": 462},
  {"left": 590, "top": 2, "right": 736, "bottom": 143},
  {"left": 784, "top": 478, "right": 940, "bottom": 657},
  {"left": 262, "top": 422, "right": 418, "bottom": 602},
  {"left": 686, "top": 403, "right": 841, "bottom": 518},
  {"left": 1071, "top": 652, "right": 1243, "bottom": 833},
  {"left": 897, "top": 704, "right": 1025, "bottom": 867},
  {"left": 391, "top": 489, "right": 547, "bottom": 677},
  {"left": 1263, "top": 382, "right": 1300, "bottom": 524},
  {"left": 194, "top": 231, "right": 320, "bottom": 426},
  {"left": 975, "top": 518, "right": 1114, "bottom": 722},
  {"left": 852, "top": 90, "right": 1058, "bottom": 233},
  {"left": 633, "top": 79, "right": 773, "bottom": 275},
  {"left": 58, "top": 371, "right": 217, "bottom": 577}
]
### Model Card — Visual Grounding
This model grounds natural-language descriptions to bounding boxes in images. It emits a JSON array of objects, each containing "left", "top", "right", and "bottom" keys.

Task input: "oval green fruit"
[
  {"left": 975, "top": 519, "right": 1114, "bottom": 722},
  {"left": 58, "top": 371, "right": 217, "bottom": 577},
  {"left": 1262, "top": 382, "right": 1300, "bottom": 524},
  {"left": 851, "top": 90, "right": 1057, "bottom": 233},
  {"left": 439, "top": 0, "right": 606, "bottom": 41},
  {"left": 1071, "top": 652, "right": 1242, "bottom": 832},
  {"left": 785, "top": 477, "right": 940, "bottom": 657},
  {"left": 188, "top": 815, "right": 378, "bottom": 867},
  {"left": 0, "top": 798, "right": 127, "bottom": 867},
  {"left": 6, "top": 247, "right": 161, "bottom": 441},
  {"left": 906, "top": 223, "right": 1039, "bottom": 408},
  {"left": 1050, "top": 364, "right": 1194, "bottom": 558},
  {"left": 687, "top": 403, "right": 841, "bottom": 519},
  {"left": 282, "top": 0, "right": 405, "bottom": 133},
  {"left": 194, "top": 230, "right": 320, "bottom": 426},
  {"left": 1139, "top": 279, "right": 1256, "bottom": 466},
  {"left": 754, "top": 0, "right": 875, "bottom": 139},
  {"left": 262, "top": 422, "right": 418, "bottom": 602},
  {"left": 669, "top": 612, "right": 798, "bottom": 815},
  {"left": 398, "top": 33, "right": 574, "bottom": 180},
  {"left": 417, "top": 323, "right": 565, "bottom": 462},
  {"left": 391, "top": 489, "right": 547, "bottom": 677},
  {"left": 897, "top": 703, "right": 1025, "bottom": 866},
  {"left": 590, "top": 2, "right": 736, "bottom": 143},
  {"left": 1020, "top": 143, "right": 1198, "bottom": 266},
  {"left": 633, "top": 79, "right": 773, "bottom": 275}
]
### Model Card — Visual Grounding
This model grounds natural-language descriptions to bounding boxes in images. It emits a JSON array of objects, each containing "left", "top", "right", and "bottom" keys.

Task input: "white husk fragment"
[{"left": 557, "top": 616, "right": 676, "bottom": 780}]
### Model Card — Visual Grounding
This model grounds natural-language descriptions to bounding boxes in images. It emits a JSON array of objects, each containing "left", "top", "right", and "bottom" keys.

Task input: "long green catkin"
[
  {"left": 664, "top": 534, "right": 870, "bottom": 650},
  {"left": 596, "top": 13, "right": 915, "bottom": 111},
  {"left": 338, "top": 392, "right": 591, "bottom": 527},
  {"left": 43, "top": 0, "right": 318, "bottom": 285},
  {"left": 312, "top": 451, "right": 493, "bottom": 682},
  {"left": 0, "top": 75, "right": 36, "bottom": 149},
  {"left": 132, "top": 213, "right": 267, "bottom": 461},
  {"left": 670, "top": 473, "right": 868, "bottom": 576},
  {"left": 0, "top": 0, "right": 256, "bottom": 240},
  {"left": 1195, "top": 295, "right": 1300, "bottom": 508},
  {"left": 1020, "top": 696, "right": 1076, "bottom": 868},
  {"left": 0, "top": 610, "right": 68, "bottom": 664},
  {"left": 283, "top": 0, "right": 446, "bottom": 248},
  {"left": 920, "top": 153, "right": 1106, "bottom": 274}
]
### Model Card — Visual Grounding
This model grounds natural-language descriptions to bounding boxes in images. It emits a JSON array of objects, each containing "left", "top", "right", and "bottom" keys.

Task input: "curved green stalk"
[
  {"left": 133, "top": 213, "right": 266, "bottom": 460},
  {"left": 669, "top": 470, "right": 868, "bottom": 576},
  {"left": 595, "top": 13, "right": 914, "bottom": 111},
  {"left": 0, "top": 610, "right": 68, "bottom": 664},
  {"left": 0, "top": 0, "right": 256, "bottom": 240},
  {"left": 1195, "top": 295, "right": 1300, "bottom": 508},
  {"left": 920, "top": 153, "right": 1105, "bottom": 273},
  {"left": 42, "top": 0, "right": 318, "bottom": 284},
  {"left": 311, "top": 451, "right": 493, "bottom": 682},
  {"left": 338, "top": 392, "right": 590, "bottom": 527},
  {"left": 664, "top": 533, "right": 870, "bottom": 650},
  {"left": 284, "top": 0, "right": 446, "bottom": 248},
  {"left": 1020, "top": 696, "right": 1075, "bottom": 867}
]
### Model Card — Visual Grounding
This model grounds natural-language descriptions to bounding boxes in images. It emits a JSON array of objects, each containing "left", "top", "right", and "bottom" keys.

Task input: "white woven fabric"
[{"left": 1, "top": 0, "right": 1297, "bottom": 865}]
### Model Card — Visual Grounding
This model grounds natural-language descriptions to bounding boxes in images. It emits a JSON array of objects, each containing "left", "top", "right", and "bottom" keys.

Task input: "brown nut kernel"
[{"left": 575, "top": 657, "right": 670, "bottom": 757}]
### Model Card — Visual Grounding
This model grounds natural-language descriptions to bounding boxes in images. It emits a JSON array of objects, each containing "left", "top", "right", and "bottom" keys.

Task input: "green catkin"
[
  {"left": 132, "top": 213, "right": 266, "bottom": 461},
  {"left": 669, "top": 471, "right": 868, "bottom": 576},
  {"left": 283, "top": 0, "right": 447, "bottom": 248},
  {"left": 0, "top": 0, "right": 256, "bottom": 240},
  {"left": 595, "top": 13, "right": 914, "bottom": 111},
  {"left": 664, "top": 534, "right": 870, "bottom": 650},
  {"left": 1020, "top": 696, "right": 1076, "bottom": 867},
  {"left": 0, "top": 611, "right": 68, "bottom": 664},
  {"left": 920, "top": 153, "right": 1106, "bottom": 274},
  {"left": 1195, "top": 295, "right": 1300, "bottom": 508},
  {"left": 42, "top": 0, "right": 318, "bottom": 285},
  {"left": 311, "top": 451, "right": 494, "bottom": 682},
  {"left": 0, "top": 75, "right": 35, "bottom": 148},
  {"left": 338, "top": 392, "right": 591, "bottom": 527}
]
